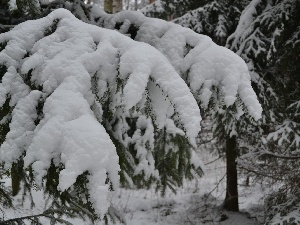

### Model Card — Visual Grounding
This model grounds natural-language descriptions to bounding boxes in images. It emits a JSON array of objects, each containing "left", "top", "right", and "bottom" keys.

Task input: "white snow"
[
  {"left": 140, "top": 0, "right": 164, "bottom": 14},
  {"left": 0, "top": 66, "right": 30, "bottom": 107},
  {"left": 8, "top": 0, "right": 17, "bottom": 11},
  {"left": 226, "top": 0, "right": 263, "bottom": 54},
  {"left": 0, "top": 8, "right": 203, "bottom": 217},
  {"left": 0, "top": 145, "right": 265, "bottom": 225},
  {"left": 0, "top": 90, "right": 41, "bottom": 164},
  {"left": 0, "top": 5, "right": 265, "bottom": 220},
  {"left": 91, "top": 8, "right": 262, "bottom": 121}
]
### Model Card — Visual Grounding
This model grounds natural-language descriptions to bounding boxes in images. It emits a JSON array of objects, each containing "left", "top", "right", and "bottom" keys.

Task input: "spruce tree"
[
  {"left": 141, "top": 0, "right": 210, "bottom": 21},
  {"left": 84, "top": 4, "right": 263, "bottom": 213},
  {"left": 0, "top": 4, "right": 263, "bottom": 224},
  {"left": 143, "top": 0, "right": 300, "bottom": 216},
  {"left": 226, "top": 0, "right": 300, "bottom": 223}
]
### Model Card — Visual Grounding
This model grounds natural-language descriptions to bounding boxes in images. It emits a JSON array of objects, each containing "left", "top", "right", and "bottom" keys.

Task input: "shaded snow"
[{"left": 0, "top": 146, "right": 265, "bottom": 225}]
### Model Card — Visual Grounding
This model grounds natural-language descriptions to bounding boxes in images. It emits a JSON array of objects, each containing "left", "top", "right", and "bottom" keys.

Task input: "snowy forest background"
[{"left": 0, "top": 0, "right": 299, "bottom": 224}]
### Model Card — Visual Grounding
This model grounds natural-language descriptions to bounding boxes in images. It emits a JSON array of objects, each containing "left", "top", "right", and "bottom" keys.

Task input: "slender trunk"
[
  {"left": 224, "top": 135, "right": 239, "bottom": 211},
  {"left": 149, "top": 0, "right": 156, "bottom": 4},
  {"left": 134, "top": 0, "right": 138, "bottom": 11},
  {"left": 11, "top": 161, "right": 23, "bottom": 196},
  {"left": 104, "top": 0, "right": 113, "bottom": 13}
]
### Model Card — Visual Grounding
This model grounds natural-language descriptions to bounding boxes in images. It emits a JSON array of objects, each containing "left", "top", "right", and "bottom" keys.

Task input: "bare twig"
[
  {"left": 0, "top": 24, "right": 15, "bottom": 29},
  {"left": 205, "top": 173, "right": 226, "bottom": 199},
  {"left": 204, "top": 156, "right": 224, "bottom": 165}
]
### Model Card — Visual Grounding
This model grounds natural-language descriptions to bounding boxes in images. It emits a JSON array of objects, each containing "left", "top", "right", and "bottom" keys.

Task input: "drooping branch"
[{"left": 260, "top": 151, "right": 300, "bottom": 160}]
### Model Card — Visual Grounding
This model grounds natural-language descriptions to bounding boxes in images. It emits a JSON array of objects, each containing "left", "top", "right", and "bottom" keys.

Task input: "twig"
[
  {"left": 204, "top": 156, "right": 223, "bottom": 165},
  {"left": 239, "top": 166, "right": 283, "bottom": 181},
  {"left": 1, "top": 207, "right": 73, "bottom": 225},
  {"left": 205, "top": 173, "right": 226, "bottom": 199},
  {"left": 0, "top": 24, "right": 15, "bottom": 29}
]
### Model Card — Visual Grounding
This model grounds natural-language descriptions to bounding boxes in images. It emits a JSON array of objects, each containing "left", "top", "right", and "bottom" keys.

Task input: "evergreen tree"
[
  {"left": 0, "top": 4, "right": 262, "bottom": 225},
  {"left": 141, "top": 0, "right": 252, "bottom": 211},
  {"left": 79, "top": 4, "right": 263, "bottom": 213},
  {"left": 226, "top": 0, "right": 300, "bottom": 223},
  {"left": 141, "top": 0, "right": 210, "bottom": 21},
  {"left": 0, "top": 0, "right": 41, "bottom": 33},
  {"left": 172, "top": 0, "right": 251, "bottom": 45},
  {"left": 143, "top": 0, "right": 300, "bottom": 217}
]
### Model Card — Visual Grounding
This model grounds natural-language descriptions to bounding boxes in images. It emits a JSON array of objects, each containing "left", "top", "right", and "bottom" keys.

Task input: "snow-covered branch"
[{"left": 0, "top": 8, "right": 204, "bottom": 218}]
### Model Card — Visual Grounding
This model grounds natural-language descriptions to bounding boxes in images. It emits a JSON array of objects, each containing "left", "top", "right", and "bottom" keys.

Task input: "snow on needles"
[
  {"left": 0, "top": 8, "right": 202, "bottom": 217},
  {"left": 90, "top": 8, "right": 262, "bottom": 121}
]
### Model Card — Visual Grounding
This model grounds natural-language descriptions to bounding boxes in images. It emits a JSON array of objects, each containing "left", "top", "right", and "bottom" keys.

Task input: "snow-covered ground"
[
  {"left": 108, "top": 147, "right": 266, "bottom": 225},
  {"left": 1, "top": 146, "right": 267, "bottom": 225}
]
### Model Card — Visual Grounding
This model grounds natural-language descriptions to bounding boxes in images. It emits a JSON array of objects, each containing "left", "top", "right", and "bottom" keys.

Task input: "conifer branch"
[{"left": 260, "top": 151, "right": 300, "bottom": 160}]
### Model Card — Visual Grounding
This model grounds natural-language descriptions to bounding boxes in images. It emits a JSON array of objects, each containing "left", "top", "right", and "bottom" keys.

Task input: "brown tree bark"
[
  {"left": 104, "top": 0, "right": 113, "bottom": 13},
  {"left": 224, "top": 135, "right": 239, "bottom": 211},
  {"left": 11, "top": 161, "right": 22, "bottom": 196},
  {"left": 149, "top": 0, "right": 156, "bottom": 4}
]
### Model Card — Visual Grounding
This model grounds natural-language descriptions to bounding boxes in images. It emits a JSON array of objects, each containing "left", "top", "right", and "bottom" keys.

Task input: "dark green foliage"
[
  {"left": 265, "top": 189, "right": 300, "bottom": 225},
  {"left": 167, "top": 0, "right": 300, "bottom": 217},
  {"left": 143, "top": 0, "right": 211, "bottom": 21},
  {"left": 44, "top": 19, "right": 59, "bottom": 37},
  {"left": 0, "top": 0, "right": 41, "bottom": 33},
  {"left": 40, "top": 0, "right": 93, "bottom": 23},
  {"left": 0, "top": 164, "right": 13, "bottom": 210},
  {"left": 173, "top": 0, "right": 251, "bottom": 46},
  {"left": 154, "top": 129, "right": 202, "bottom": 196},
  {"left": 0, "top": 0, "right": 93, "bottom": 34},
  {"left": 22, "top": 69, "right": 41, "bottom": 91},
  {"left": 0, "top": 98, "right": 11, "bottom": 144},
  {"left": 2, "top": 163, "right": 107, "bottom": 224},
  {"left": 0, "top": 65, "right": 7, "bottom": 83}
]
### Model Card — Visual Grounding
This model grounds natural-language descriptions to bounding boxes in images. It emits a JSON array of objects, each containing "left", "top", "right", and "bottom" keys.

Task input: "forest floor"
[
  {"left": 2, "top": 147, "right": 270, "bottom": 225},
  {"left": 109, "top": 147, "right": 268, "bottom": 225}
]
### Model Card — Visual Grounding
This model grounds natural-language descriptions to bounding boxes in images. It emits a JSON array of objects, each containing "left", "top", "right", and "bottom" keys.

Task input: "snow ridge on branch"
[
  {"left": 90, "top": 7, "right": 262, "bottom": 121},
  {"left": 0, "top": 8, "right": 202, "bottom": 218}
]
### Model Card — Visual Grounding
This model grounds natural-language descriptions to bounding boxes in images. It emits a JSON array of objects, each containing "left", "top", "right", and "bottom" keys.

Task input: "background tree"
[
  {"left": 142, "top": 0, "right": 300, "bottom": 217},
  {"left": 0, "top": 0, "right": 41, "bottom": 33},
  {"left": 83, "top": 4, "right": 263, "bottom": 212},
  {"left": 141, "top": 0, "right": 251, "bottom": 211},
  {"left": 226, "top": 0, "right": 300, "bottom": 223},
  {"left": 141, "top": 0, "right": 211, "bottom": 21}
]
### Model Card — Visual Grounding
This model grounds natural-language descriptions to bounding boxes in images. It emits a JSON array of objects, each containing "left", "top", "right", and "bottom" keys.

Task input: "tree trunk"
[
  {"left": 149, "top": 0, "right": 155, "bottom": 4},
  {"left": 104, "top": 0, "right": 113, "bottom": 13},
  {"left": 134, "top": 0, "right": 138, "bottom": 11},
  {"left": 11, "top": 161, "right": 23, "bottom": 196},
  {"left": 224, "top": 135, "right": 239, "bottom": 211}
]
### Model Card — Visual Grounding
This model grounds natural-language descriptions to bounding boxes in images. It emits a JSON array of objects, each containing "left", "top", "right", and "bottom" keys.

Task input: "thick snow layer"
[
  {"left": 0, "top": 90, "right": 41, "bottom": 164},
  {"left": 0, "top": 66, "right": 30, "bottom": 107},
  {"left": 90, "top": 8, "right": 262, "bottom": 121},
  {"left": 8, "top": 0, "right": 17, "bottom": 11},
  {"left": 0, "top": 8, "right": 203, "bottom": 217}
]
